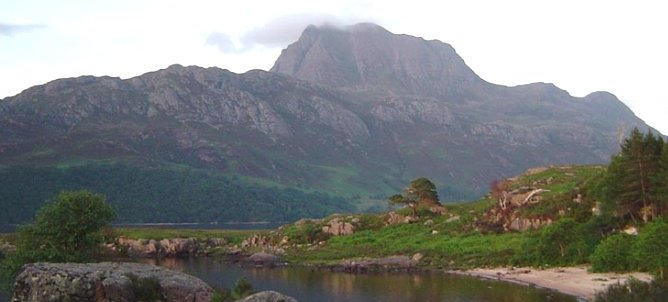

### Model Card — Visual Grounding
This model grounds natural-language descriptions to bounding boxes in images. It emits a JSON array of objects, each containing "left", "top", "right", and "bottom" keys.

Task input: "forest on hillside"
[{"left": 0, "top": 164, "right": 354, "bottom": 224}]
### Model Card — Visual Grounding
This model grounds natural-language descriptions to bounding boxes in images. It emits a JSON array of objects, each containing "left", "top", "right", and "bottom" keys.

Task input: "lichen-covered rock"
[
  {"left": 11, "top": 262, "right": 213, "bottom": 302},
  {"left": 321, "top": 218, "right": 354, "bottom": 236},
  {"left": 235, "top": 290, "right": 297, "bottom": 302},
  {"left": 385, "top": 212, "right": 405, "bottom": 225}
]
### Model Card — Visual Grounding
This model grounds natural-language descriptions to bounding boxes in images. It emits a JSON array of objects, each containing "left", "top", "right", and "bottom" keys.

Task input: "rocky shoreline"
[{"left": 108, "top": 236, "right": 652, "bottom": 302}]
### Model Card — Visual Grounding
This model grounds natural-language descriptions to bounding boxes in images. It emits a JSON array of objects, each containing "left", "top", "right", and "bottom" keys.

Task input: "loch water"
[{"left": 146, "top": 257, "right": 579, "bottom": 302}]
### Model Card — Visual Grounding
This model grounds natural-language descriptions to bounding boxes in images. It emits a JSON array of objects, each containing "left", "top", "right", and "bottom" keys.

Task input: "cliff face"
[
  {"left": 271, "top": 23, "right": 482, "bottom": 97},
  {"left": 0, "top": 23, "right": 657, "bottom": 212}
]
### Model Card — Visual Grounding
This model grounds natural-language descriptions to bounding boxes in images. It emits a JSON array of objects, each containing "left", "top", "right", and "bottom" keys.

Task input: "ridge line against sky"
[{"left": 1, "top": 0, "right": 666, "bottom": 133}]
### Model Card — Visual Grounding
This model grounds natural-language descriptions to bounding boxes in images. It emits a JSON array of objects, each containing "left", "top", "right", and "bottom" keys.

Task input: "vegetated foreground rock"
[{"left": 11, "top": 262, "right": 213, "bottom": 302}]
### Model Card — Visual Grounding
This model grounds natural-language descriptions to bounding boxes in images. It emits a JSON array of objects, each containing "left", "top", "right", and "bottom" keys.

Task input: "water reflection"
[{"left": 145, "top": 258, "right": 577, "bottom": 302}]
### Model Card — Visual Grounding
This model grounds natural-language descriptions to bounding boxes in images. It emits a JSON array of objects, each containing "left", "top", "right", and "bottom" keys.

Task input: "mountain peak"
[{"left": 270, "top": 23, "right": 481, "bottom": 97}]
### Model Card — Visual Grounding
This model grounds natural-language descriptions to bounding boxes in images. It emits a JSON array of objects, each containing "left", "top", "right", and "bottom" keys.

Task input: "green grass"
[
  {"left": 284, "top": 221, "right": 528, "bottom": 268},
  {"left": 279, "top": 165, "right": 610, "bottom": 268},
  {"left": 113, "top": 228, "right": 266, "bottom": 245}
]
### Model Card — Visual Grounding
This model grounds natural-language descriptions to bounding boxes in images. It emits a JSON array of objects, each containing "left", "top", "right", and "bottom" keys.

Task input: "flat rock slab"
[{"left": 12, "top": 262, "right": 214, "bottom": 302}]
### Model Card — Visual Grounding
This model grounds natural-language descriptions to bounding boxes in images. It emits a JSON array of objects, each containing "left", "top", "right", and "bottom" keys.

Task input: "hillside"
[
  {"left": 257, "top": 165, "right": 608, "bottom": 267},
  {"left": 0, "top": 23, "right": 658, "bottom": 223}
]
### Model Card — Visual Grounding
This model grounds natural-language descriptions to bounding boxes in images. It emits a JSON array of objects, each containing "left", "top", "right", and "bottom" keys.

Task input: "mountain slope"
[{"left": 0, "top": 23, "right": 657, "bottom": 223}]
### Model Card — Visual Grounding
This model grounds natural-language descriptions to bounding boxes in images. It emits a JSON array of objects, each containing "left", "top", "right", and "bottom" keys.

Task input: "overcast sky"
[{"left": 1, "top": 0, "right": 666, "bottom": 133}]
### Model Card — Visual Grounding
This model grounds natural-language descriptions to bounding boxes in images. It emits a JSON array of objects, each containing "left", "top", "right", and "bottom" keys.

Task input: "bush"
[
  {"left": 230, "top": 278, "right": 253, "bottom": 300},
  {"left": 283, "top": 221, "right": 330, "bottom": 244},
  {"left": 210, "top": 278, "right": 254, "bottom": 302},
  {"left": 633, "top": 220, "right": 668, "bottom": 279},
  {"left": 590, "top": 233, "right": 635, "bottom": 272},
  {"left": 0, "top": 190, "right": 116, "bottom": 290},
  {"left": 517, "top": 218, "right": 588, "bottom": 266},
  {"left": 357, "top": 214, "right": 385, "bottom": 231},
  {"left": 594, "top": 278, "right": 668, "bottom": 302}
]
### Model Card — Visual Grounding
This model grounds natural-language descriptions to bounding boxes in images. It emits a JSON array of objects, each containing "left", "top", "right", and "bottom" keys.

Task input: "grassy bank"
[
  {"left": 113, "top": 228, "right": 268, "bottom": 245},
  {"left": 274, "top": 166, "right": 604, "bottom": 267}
]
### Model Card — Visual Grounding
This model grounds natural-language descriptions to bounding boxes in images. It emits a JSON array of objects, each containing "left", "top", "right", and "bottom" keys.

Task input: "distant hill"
[{"left": 0, "top": 23, "right": 657, "bottom": 223}]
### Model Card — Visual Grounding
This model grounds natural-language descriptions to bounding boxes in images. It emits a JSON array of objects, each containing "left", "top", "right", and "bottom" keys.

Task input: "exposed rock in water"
[
  {"left": 236, "top": 290, "right": 298, "bottom": 302},
  {"left": 328, "top": 256, "right": 419, "bottom": 273},
  {"left": 244, "top": 252, "right": 282, "bottom": 267},
  {"left": 11, "top": 262, "right": 213, "bottom": 302}
]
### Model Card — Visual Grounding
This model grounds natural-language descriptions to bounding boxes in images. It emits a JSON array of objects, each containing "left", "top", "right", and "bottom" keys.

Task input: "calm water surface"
[
  {"left": 0, "top": 222, "right": 580, "bottom": 301},
  {"left": 145, "top": 257, "right": 579, "bottom": 302}
]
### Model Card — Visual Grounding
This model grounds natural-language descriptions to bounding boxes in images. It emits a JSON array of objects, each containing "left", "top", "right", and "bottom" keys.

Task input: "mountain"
[
  {"left": 272, "top": 23, "right": 482, "bottom": 97},
  {"left": 0, "top": 23, "right": 656, "bottom": 223}
]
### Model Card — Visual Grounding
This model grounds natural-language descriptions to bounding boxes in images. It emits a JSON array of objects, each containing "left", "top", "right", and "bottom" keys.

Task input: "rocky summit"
[{"left": 0, "top": 23, "right": 657, "bottom": 222}]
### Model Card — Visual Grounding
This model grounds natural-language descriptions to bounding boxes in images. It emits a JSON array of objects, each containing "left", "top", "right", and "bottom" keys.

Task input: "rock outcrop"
[
  {"left": 385, "top": 212, "right": 419, "bottom": 225},
  {"left": 11, "top": 262, "right": 213, "bottom": 302},
  {"left": 321, "top": 217, "right": 355, "bottom": 236},
  {"left": 236, "top": 291, "right": 297, "bottom": 302},
  {"left": 113, "top": 237, "right": 227, "bottom": 258}
]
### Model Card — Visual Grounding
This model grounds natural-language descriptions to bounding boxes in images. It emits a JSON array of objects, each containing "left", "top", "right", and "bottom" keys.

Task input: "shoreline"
[
  {"left": 225, "top": 253, "right": 653, "bottom": 301},
  {"left": 450, "top": 266, "right": 652, "bottom": 301}
]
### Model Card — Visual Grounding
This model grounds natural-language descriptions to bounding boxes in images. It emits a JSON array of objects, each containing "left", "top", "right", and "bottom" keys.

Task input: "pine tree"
[
  {"left": 603, "top": 128, "right": 664, "bottom": 222},
  {"left": 657, "top": 141, "right": 668, "bottom": 216}
]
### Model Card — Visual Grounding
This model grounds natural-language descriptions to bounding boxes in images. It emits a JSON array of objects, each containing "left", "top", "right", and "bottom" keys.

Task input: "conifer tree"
[{"left": 604, "top": 128, "right": 664, "bottom": 222}]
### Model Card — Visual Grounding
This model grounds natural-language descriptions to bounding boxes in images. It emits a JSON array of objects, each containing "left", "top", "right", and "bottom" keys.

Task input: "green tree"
[
  {"left": 656, "top": 143, "right": 668, "bottom": 216},
  {"left": 590, "top": 233, "right": 635, "bottom": 272},
  {"left": 407, "top": 177, "right": 439, "bottom": 203},
  {"left": 633, "top": 220, "right": 668, "bottom": 279},
  {"left": 388, "top": 177, "right": 440, "bottom": 217},
  {"left": 389, "top": 194, "right": 416, "bottom": 216},
  {"left": 604, "top": 128, "right": 664, "bottom": 223},
  {"left": 1, "top": 190, "right": 116, "bottom": 289}
]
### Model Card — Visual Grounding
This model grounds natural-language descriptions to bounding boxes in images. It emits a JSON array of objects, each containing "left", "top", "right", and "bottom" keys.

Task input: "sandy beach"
[{"left": 455, "top": 266, "right": 652, "bottom": 301}]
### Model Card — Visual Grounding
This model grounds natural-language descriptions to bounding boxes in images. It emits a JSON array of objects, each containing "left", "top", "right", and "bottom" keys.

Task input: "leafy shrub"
[
  {"left": 590, "top": 233, "right": 635, "bottom": 272},
  {"left": 356, "top": 214, "right": 385, "bottom": 231},
  {"left": 1, "top": 190, "right": 116, "bottom": 290},
  {"left": 633, "top": 220, "right": 668, "bottom": 279},
  {"left": 594, "top": 278, "right": 668, "bottom": 302},
  {"left": 283, "top": 221, "right": 330, "bottom": 244},
  {"left": 230, "top": 278, "right": 253, "bottom": 300},
  {"left": 516, "top": 218, "right": 588, "bottom": 266}
]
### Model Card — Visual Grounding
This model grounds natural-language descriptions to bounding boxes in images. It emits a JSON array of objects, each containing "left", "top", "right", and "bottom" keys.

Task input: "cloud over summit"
[{"left": 206, "top": 13, "right": 364, "bottom": 53}]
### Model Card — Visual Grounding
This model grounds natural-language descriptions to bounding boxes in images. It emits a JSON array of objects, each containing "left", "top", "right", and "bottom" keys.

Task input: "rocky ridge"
[{"left": 0, "top": 23, "right": 658, "bottom": 217}]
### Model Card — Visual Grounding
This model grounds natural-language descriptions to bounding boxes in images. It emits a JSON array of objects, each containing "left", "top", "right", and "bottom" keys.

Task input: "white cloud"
[
  {"left": 206, "top": 13, "right": 364, "bottom": 53},
  {"left": 0, "top": 22, "right": 45, "bottom": 36},
  {"left": 206, "top": 32, "right": 239, "bottom": 53}
]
